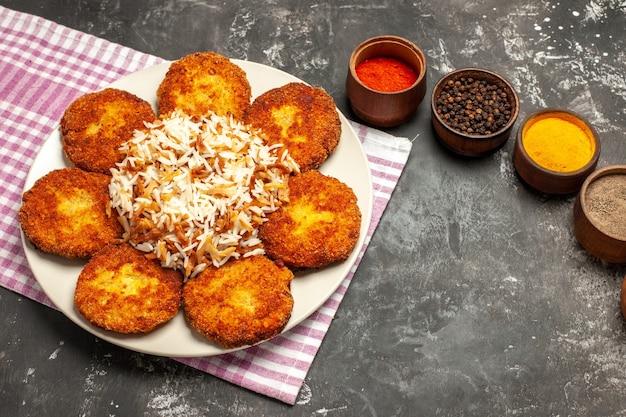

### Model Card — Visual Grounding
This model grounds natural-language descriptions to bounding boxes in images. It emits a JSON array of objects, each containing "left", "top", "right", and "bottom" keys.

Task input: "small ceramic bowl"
[
  {"left": 574, "top": 165, "right": 626, "bottom": 264},
  {"left": 430, "top": 67, "right": 519, "bottom": 157},
  {"left": 513, "top": 108, "right": 600, "bottom": 195},
  {"left": 346, "top": 35, "right": 427, "bottom": 128}
]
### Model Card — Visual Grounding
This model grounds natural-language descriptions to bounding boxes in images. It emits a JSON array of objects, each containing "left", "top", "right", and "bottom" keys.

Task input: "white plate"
[{"left": 21, "top": 60, "right": 373, "bottom": 357}]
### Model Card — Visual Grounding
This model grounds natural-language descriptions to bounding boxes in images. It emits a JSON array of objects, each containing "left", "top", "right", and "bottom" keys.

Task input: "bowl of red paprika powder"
[
  {"left": 512, "top": 108, "right": 600, "bottom": 195},
  {"left": 431, "top": 67, "right": 519, "bottom": 157},
  {"left": 346, "top": 35, "right": 427, "bottom": 128}
]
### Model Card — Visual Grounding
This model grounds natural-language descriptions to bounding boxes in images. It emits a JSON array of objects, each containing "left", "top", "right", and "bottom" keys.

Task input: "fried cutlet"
[
  {"left": 242, "top": 82, "right": 341, "bottom": 172},
  {"left": 156, "top": 51, "right": 251, "bottom": 120},
  {"left": 60, "top": 88, "right": 156, "bottom": 174},
  {"left": 74, "top": 243, "right": 183, "bottom": 333},
  {"left": 18, "top": 168, "right": 123, "bottom": 259},
  {"left": 182, "top": 255, "right": 294, "bottom": 349},
  {"left": 258, "top": 169, "right": 361, "bottom": 269}
]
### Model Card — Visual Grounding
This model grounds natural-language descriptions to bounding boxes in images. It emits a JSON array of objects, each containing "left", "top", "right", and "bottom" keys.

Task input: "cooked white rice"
[{"left": 109, "top": 109, "right": 299, "bottom": 277}]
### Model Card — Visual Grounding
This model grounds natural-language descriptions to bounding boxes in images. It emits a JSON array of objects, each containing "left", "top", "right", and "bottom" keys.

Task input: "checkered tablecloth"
[{"left": 0, "top": 6, "right": 412, "bottom": 404}]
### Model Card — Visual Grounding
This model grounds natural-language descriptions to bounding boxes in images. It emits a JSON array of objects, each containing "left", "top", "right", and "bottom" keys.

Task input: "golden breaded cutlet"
[
  {"left": 60, "top": 88, "right": 156, "bottom": 174},
  {"left": 183, "top": 256, "right": 294, "bottom": 349},
  {"left": 74, "top": 243, "right": 184, "bottom": 334},
  {"left": 18, "top": 168, "right": 123, "bottom": 259},
  {"left": 157, "top": 51, "right": 251, "bottom": 120},
  {"left": 243, "top": 82, "right": 341, "bottom": 171},
  {"left": 258, "top": 169, "right": 361, "bottom": 269}
]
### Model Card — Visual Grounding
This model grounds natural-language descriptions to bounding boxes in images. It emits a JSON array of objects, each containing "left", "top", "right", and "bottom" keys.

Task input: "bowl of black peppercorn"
[{"left": 431, "top": 67, "right": 519, "bottom": 157}]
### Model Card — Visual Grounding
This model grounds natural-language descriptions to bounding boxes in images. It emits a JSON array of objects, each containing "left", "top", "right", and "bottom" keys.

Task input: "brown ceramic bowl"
[
  {"left": 346, "top": 35, "right": 427, "bottom": 127},
  {"left": 513, "top": 108, "right": 600, "bottom": 195},
  {"left": 574, "top": 165, "right": 626, "bottom": 264},
  {"left": 430, "top": 67, "right": 519, "bottom": 157}
]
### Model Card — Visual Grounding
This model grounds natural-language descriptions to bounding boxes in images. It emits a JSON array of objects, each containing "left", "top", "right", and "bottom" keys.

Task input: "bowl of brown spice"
[
  {"left": 513, "top": 108, "right": 600, "bottom": 195},
  {"left": 431, "top": 67, "right": 519, "bottom": 157},
  {"left": 346, "top": 35, "right": 427, "bottom": 128},
  {"left": 574, "top": 165, "right": 626, "bottom": 264}
]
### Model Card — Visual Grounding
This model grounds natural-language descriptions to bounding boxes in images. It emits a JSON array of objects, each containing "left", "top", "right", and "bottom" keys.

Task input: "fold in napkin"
[{"left": 0, "top": 6, "right": 412, "bottom": 404}]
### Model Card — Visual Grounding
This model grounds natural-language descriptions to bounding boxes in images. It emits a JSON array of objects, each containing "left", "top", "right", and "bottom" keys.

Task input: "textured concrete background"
[{"left": 2, "top": 1, "right": 626, "bottom": 416}]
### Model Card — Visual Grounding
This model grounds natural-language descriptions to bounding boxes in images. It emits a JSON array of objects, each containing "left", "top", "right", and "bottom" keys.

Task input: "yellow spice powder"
[{"left": 522, "top": 112, "right": 595, "bottom": 172}]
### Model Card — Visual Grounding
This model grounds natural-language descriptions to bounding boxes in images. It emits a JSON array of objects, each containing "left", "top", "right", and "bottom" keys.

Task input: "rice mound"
[{"left": 109, "top": 109, "right": 299, "bottom": 278}]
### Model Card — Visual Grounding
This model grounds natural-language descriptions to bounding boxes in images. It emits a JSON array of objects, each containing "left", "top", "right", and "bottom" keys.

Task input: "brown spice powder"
[{"left": 585, "top": 173, "right": 626, "bottom": 240}]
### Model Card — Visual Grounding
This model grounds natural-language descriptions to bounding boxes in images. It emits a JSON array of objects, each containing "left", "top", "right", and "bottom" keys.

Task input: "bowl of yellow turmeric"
[{"left": 512, "top": 108, "right": 600, "bottom": 195}]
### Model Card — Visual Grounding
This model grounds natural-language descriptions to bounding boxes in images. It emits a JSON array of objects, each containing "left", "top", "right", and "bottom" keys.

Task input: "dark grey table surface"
[{"left": 2, "top": 1, "right": 626, "bottom": 416}]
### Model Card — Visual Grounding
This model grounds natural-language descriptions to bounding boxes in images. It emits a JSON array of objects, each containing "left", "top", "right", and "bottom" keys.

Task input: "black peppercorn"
[{"left": 435, "top": 76, "right": 512, "bottom": 136}]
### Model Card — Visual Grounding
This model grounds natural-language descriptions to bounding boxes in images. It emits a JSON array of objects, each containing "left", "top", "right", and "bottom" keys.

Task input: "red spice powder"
[{"left": 355, "top": 56, "right": 418, "bottom": 92}]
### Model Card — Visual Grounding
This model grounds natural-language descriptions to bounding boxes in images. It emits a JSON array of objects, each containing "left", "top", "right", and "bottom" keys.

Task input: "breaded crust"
[
  {"left": 157, "top": 51, "right": 251, "bottom": 120},
  {"left": 183, "top": 256, "right": 294, "bottom": 349},
  {"left": 243, "top": 82, "right": 341, "bottom": 172},
  {"left": 18, "top": 168, "right": 123, "bottom": 259},
  {"left": 258, "top": 170, "right": 361, "bottom": 269},
  {"left": 74, "top": 243, "right": 183, "bottom": 333},
  {"left": 60, "top": 88, "right": 156, "bottom": 174}
]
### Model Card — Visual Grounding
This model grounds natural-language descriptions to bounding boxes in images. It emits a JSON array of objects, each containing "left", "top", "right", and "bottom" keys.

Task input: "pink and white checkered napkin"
[{"left": 0, "top": 6, "right": 412, "bottom": 404}]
